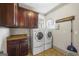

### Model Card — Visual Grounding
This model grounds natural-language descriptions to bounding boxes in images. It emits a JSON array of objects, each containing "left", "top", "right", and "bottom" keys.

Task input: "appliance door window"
[
  {"left": 47, "top": 32, "right": 52, "bottom": 38},
  {"left": 37, "top": 32, "right": 43, "bottom": 41}
]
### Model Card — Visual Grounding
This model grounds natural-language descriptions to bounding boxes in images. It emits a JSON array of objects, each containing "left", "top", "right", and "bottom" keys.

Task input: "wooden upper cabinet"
[
  {"left": 0, "top": 4, "right": 6, "bottom": 26},
  {"left": 33, "top": 12, "right": 38, "bottom": 28},
  {"left": 18, "top": 7, "right": 29, "bottom": 28},
  {"left": 29, "top": 11, "right": 38, "bottom": 28},
  {"left": 17, "top": 7, "right": 38, "bottom": 28},
  {"left": 0, "top": 3, "right": 38, "bottom": 28},
  {"left": 0, "top": 3, "right": 18, "bottom": 27}
]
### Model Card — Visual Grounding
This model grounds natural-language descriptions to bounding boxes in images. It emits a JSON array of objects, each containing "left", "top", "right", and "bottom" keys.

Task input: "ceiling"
[{"left": 19, "top": 3, "right": 61, "bottom": 15}]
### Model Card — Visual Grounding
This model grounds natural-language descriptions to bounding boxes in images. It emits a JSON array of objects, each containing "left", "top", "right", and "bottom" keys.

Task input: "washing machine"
[
  {"left": 44, "top": 29, "right": 53, "bottom": 50},
  {"left": 31, "top": 29, "right": 45, "bottom": 55}
]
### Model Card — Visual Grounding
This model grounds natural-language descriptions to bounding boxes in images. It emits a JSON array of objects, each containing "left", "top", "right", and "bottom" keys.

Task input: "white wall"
[
  {"left": 0, "top": 27, "right": 10, "bottom": 54},
  {"left": 46, "top": 3, "right": 79, "bottom": 53},
  {"left": 38, "top": 14, "right": 46, "bottom": 29},
  {"left": 10, "top": 28, "right": 29, "bottom": 36}
]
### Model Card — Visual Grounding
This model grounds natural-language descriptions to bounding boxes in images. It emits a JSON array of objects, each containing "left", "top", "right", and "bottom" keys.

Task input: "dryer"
[
  {"left": 44, "top": 29, "right": 53, "bottom": 50},
  {"left": 31, "top": 29, "right": 45, "bottom": 55}
]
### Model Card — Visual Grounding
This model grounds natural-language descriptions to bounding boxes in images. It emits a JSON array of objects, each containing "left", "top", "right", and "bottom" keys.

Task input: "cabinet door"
[
  {"left": 32, "top": 12, "right": 38, "bottom": 28},
  {"left": 5, "top": 4, "right": 18, "bottom": 27},
  {"left": 7, "top": 45, "right": 19, "bottom": 56},
  {"left": 0, "top": 3, "right": 18, "bottom": 27},
  {"left": 18, "top": 7, "right": 29, "bottom": 28},
  {"left": 29, "top": 12, "right": 38, "bottom": 28},
  {"left": 19, "top": 39, "right": 28, "bottom": 56},
  {"left": 25, "top": 10, "right": 29, "bottom": 28},
  {"left": 7, "top": 40, "right": 19, "bottom": 56},
  {"left": 0, "top": 4, "right": 7, "bottom": 26},
  {"left": 18, "top": 7, "right": 25, "bottom": 27}
]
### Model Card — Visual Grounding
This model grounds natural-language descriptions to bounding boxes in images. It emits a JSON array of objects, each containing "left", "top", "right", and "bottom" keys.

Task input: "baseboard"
[
  {"left": 53, "top": 46, "right": 79, "bottom": 56},
  {"left": 53, "top": 46, "right": 67, "bottom": 55}
]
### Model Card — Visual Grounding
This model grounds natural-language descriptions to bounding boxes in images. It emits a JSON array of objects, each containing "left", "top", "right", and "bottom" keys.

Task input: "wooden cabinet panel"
[
  {"left": 7, "top": 40, "right": 19, "bottom": 56},
  {"left": 7, "top": 38, "right": 28, "bottom": 56},
  {"left": 0, "top": 4, "right": 6, "bottom": 26},
  {"left": 7, "top": 44, "right": 19, "bottom": 56},
  {"left": 18, "top": 7, "right": 38, "bottom": 28},
  {"left": 5, "top": 4, "right": 15, "bottom": 26},
  {"left": 20, "top": 44, "right": 28, "bottom": 56},
  {"left": 18, "top": 7, "right": 29, "bottom": 28},
  {"left": 29, "top": 11, "right": 38, "bottom": 28},
  {"left": 0, "top": 3, "right": 38, "bottom": 28},
  {"left": 18, "top": 7, "right": 25, "bottom": 27},
  {"left": 25, "top": 10, "right": 29, "bottom": 28},
  {"left": 19, "top": 39, "right": 28, "bottom": 56},
  {"left": 32, "top": 12, "right": 38, "bottom": 28},
  {"left": 0, "top": 3, "right": 18, "bottom": 27}
]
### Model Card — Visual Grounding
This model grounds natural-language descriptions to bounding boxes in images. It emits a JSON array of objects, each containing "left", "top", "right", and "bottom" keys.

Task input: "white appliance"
[
  {"left": 31, "top": 29, "right": 45, "bottom": 55},
  {"left": 31, "top": 15, "right": 54, "bottom": 55},
  {"left": 44, "top": 19, "right": 55, "bottom": 50},
  {"left": 44, "top": 29, "right": 53, "bottom": 50}
]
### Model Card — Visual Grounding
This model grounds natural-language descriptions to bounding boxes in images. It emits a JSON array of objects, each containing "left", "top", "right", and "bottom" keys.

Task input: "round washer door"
[
  {"left": 37, "top": 32, "right": 43, "bottom": 41},
  {"left": 47, "top": 32, "right": 52, "bottom": 38}
]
